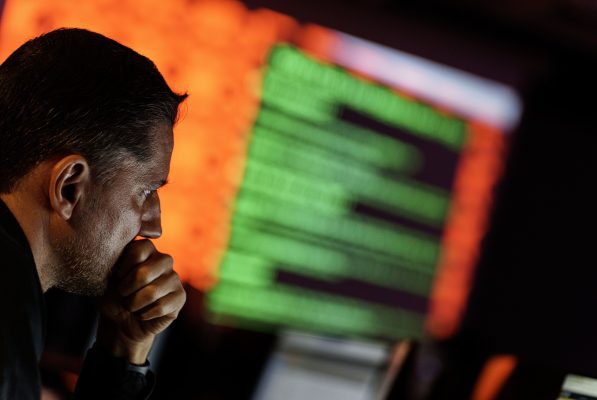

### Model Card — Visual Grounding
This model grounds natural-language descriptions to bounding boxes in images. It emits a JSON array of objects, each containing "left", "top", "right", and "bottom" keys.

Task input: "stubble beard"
[
  {"left": 52, "top": 199, "right": 121, "bottom": 297},
  {"left": 53, "top": 231, "right": 115, "bottom": 296}
]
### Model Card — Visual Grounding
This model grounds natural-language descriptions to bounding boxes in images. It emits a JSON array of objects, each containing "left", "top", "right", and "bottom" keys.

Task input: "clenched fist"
[{"left": 96, "top": 239, "right": 186, "bottom": 364}]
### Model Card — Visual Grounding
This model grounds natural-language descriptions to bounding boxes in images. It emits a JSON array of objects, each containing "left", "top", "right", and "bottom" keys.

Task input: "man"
[{"left": 0, "top": 28, "right": 187, "bottom": 399}]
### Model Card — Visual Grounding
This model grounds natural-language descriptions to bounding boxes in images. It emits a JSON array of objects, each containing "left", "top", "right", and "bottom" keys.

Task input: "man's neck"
[{"left": 0, "top": 192, "right": 54, "bottom": 292}]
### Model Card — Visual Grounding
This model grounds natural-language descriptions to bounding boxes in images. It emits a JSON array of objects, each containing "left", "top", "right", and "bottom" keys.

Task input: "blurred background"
[{"left": 1, "top": 0, "right": 597, "bottom": 399}]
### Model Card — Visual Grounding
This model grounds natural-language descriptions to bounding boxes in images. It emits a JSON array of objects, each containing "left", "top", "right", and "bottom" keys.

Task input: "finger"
[
  {"left": 136, "top": 289, "right": 186, "bottom": 321},
  {"left": 118, "top": 252, "right": 174, "bottom": 297},
  {"left": 125, "top": 271, "right": 181, "bottom": 312},
  {"left": 113, "top": 239, "right": 157, "bottom": 280}
]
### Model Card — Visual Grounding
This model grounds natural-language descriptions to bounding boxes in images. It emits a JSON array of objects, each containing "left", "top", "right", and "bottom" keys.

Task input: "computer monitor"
[
  {"left": 560, "top": 375, "right": 597, "bottom": 400},
  {"left": 205, "top": 13, "right": 523, "bottom": 341},
  {"left": 0, "top": 0, "right": 522, "bottom": 344}
]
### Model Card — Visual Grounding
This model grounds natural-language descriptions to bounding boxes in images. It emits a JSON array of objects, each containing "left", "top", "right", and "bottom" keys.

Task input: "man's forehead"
[
  {"left": 149, "top": 123, "right": 174, "bottom": 161},
  {"left": 154, "top": 124, "right": 174, "bottom": 152},
  {"left": 129, "top": 124, "right": 173, "bottom": 183}
]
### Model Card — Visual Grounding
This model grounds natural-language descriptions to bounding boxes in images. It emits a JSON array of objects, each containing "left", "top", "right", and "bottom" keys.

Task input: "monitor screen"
[
  {"left": 0, "top": 0, "right": 522, "bottom": 342},
  {"left": 206, "top": 21, "right": 522, "bottom": 340},
  {"left": 560, "top": 375, "right": 597, "bottom": 400}
]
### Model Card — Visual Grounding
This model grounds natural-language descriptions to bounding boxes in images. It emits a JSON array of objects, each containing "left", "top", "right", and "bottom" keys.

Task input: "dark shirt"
[{"left": 0, "top": 200, "right": 153, "bottom": 399}]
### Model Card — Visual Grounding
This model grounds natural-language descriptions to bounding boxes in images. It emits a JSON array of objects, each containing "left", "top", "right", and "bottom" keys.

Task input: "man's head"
[{"left": 0, "top": 28, "right": 187, "bottom": 295}]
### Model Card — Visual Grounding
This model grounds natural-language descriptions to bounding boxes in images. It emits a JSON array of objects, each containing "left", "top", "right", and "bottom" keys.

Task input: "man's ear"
[{"left": 48, "top": 155, "right": 91, "bottom": 220}]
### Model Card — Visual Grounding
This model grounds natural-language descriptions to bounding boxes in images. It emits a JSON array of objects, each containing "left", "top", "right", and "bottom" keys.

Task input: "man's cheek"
[{"left": 120, "top": 214, "right": 143, "bottom": 247}]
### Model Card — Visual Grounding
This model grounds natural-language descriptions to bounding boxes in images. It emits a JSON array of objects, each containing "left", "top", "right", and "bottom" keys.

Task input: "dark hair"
[{"left": 0, "top": 28, "right": 187, "bottom": 193}]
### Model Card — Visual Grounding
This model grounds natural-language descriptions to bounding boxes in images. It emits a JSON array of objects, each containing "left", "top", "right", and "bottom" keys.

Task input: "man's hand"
[{"left": 96, "top": 239, "right": 186, "bottom": 364}]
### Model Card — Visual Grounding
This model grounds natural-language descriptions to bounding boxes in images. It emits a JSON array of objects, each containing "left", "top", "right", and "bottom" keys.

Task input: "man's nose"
[{"left": 139, "top": 195, "right": 162, "bottom": 239}]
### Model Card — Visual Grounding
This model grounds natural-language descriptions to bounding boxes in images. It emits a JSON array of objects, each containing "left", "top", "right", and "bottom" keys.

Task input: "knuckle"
[
  {"left": 167, "top": 271, "right": 180, "bottom": 284},
  {"left": 131, "top": 240, "right": 156, "bottom": 263},
  {"left": 135, "top": 267, "right": 152, "bottom": 284},
  {"left": 126, "top": 296, "right": 139, "bottom": 312},
  {"left": 178, "top": 289, "right": 187, "bottom": 306},
  {"left": 157, "top": 253, "right": 174, "bottom": 269},
  {"left": 130, "top": 251, "right": 145, "bottom": 265},
  {"left": 144, "top": 285, "right": 159, "bottom": 302},
  {"left": 143, "top": 240, "right": 157, "bottom": 253},
  {"left": 153, "top": 302, "right": 165, "bottom": 316}
]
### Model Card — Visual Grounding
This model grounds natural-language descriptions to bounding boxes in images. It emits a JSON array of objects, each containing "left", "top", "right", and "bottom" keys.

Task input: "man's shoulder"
[
  {"left": 0, "top": 226, "right": 39, "bottom": 399},
  {"left": 0, "top": 224, "right": 35, "bottom": 286},
  {"left": 0, "top": 217, "right": 44, "bottom": 400},
  {"left": 0, "top": 200, "right": 34, "bottom": 262},
  {"left": 0, "top": 214, "right": 44, "bottom": 320},
  {"left": 0, "top": 201, "right": 34, "bottom": 263},
  {"left": 0, "top": 225, "right": 30, "bottom": 256}
]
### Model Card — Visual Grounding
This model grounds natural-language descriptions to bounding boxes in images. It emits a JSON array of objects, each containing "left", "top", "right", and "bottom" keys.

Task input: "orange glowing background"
[
  {"left": 0, "top": 0, "right": 508, "bottom": 340},
  {"left": 0, "top": 0, "right": 311, "bottom": 290}
]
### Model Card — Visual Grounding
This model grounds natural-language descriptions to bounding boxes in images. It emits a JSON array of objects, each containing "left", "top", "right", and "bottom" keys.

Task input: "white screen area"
[
  {"left": 560, "top": 375, "right": 597, "bottom": 400},
  {"left": 252, "top": 332, "right": 389, "bottom": 400}
]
